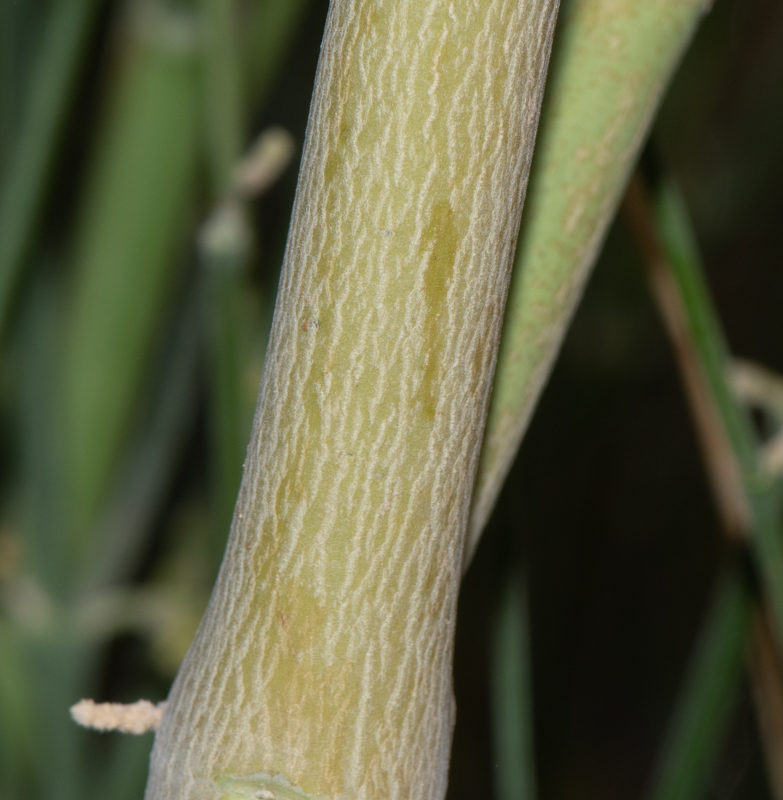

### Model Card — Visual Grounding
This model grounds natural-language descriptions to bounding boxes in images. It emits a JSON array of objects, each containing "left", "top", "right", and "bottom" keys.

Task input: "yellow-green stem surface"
[{"left": 146, "top": 0, "right": 558, "bottom": 798}]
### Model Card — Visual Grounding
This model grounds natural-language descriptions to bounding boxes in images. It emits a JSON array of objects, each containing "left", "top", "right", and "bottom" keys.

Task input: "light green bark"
[
  {"left": 145, "top": 0, "right": 559, "bottom": 798},
  {"left": 466, "top": 0, "right": 711, "bottom": 561}
]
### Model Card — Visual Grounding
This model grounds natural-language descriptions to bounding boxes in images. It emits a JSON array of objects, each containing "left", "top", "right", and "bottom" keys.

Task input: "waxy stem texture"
[{"left": 145, "top": 1, "right": 558, "bottom": 799}]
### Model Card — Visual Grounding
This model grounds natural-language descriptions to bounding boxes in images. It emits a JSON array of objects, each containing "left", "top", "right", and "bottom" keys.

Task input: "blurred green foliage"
[
  {"left": 0, "top": 0, "right": 781, "bottom": 799},
  {"left": 0, "top": 0, "right": 311, "bottom": 797}
]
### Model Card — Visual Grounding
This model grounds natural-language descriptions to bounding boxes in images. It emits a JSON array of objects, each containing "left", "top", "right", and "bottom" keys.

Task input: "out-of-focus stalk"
[
  {"left": 748, "top": 604, "right": 783, "bottom": 800},
  {"left": 646, "top": 572, "right": 750, "bottom": 800},
  {"left": 0, "top": 0, "right": 103, "bottom": 336},
  {"left": 623, "top": 171, "right": 783, "bottom": 800},
  {"left": 622, "top": 174, "right": 752, "bottom": 542},
  {"left": 82, "top": 284, "right": 202, "bottom": 591},
  {"left": 202, "top": 0, "right": 244, "bottom": 195},
  {"left": 651, "top": 182, "right": 783, "bottom": 650},
  {"left": 63, "top": 2, "right": 200, "bottom": 562},
  {"left": 0, "top": 620, "right": 34, "bottom": 797},
  {"left": 17, "top": 266, "right": 68, "bottom": 596},
  {"left": 146, "top": 1, "right": 560, "bottom": 797},
  {"left": 5, "top": 263, "right": 96, "bottom": 800},
  {"left": 199, "top": 0, "right": 253, "bottom": 559},
  {"left": 466, "top": 0, "right": 710, "bottom": 564},
  {"left": 243, "top": 0, "right": 314, "bottom": 109},
  {"left": 199, "top": 202, "right": 252, "bottom": 561},
  {"left": 491, "top": 572, "right": 538, "bottom": 800}
]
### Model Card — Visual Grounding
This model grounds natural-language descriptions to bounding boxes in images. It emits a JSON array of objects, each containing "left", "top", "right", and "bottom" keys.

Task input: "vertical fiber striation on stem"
[{"left": 146, "top": 0, "right": 558, "bottom": 798}]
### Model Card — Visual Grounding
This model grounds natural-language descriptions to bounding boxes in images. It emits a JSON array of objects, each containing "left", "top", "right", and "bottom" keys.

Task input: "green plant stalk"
[
  {"left": 83, "top": 283, "right": 202, "bottom": 591},
  {"left": 653, "top": 182, "right": 783, "bottom": 648},
  {"left": 491, "top": 572, "right": 537, "bottom": 800},
  {"left": 145, "top": 0, "right": 560, "bottom": 796},
  {"left": 17, "top": 264, "right": 69, "bottom": 597},
  {"left": 24, "top": 632, "right": 94, "bottom": 800},
  {"left": 465, "top": 0, "right": 710, "bottom": 564},
  {"left": 749, "top": 490, "right": 783, "bottom": 648},
  {"left": 97, "top": 732, "right": 158, "bottom": 800},
  {"left": 243, "top": 0, "right": 314, "bottom": 109},
  {"left": 12, "top": 272, "right": 103, "bottom": 799},
  {"left": 63, "top": 4, "right": 200, "bottom": 562},
  {"left": 622, "top": 173, "right": 783, "bottom": 800},
  {"left": 0, "top": 620, "right": 35, "bottom": 797},
  {"left": 200, "top": 0, "right": 254, "bottom": 562},
  {"left": 202, "top": 0, "right": 244, "bottom": 194},
  {"left": 6, "top": 264, "right": 94, "bottom": 800},
  {"left": 646, "top": 571, "right": 750, "bottom": 800},
  {"left": 746, "top": 603, "right": 783, "bottom": 800},
  {"left": 200, "top": 204, "right": 252, "bottom": 562},
  {"left": 653, "top": 186, "right": 757, "bottom": 473},
  {"left": 0, "top": 0, "right": 103, "bottom": 335}
]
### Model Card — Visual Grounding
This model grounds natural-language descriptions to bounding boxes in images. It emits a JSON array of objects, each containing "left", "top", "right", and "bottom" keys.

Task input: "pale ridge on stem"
[{"left": 145, "top": 1, "right": 558, "bottom": 798}]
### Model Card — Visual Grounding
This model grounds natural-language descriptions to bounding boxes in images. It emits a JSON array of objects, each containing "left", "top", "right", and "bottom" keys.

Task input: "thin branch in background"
[
  {"left": 0, "top": 620, "right": 35, "bottom": 791},
  {"left": 242, "top": 0, "right": 314, "bottom": 109},
  {"left": 199, "top": 0, "right": 254, "bottom": 558},
  {"left": 644, "top": 571, "right": 750, "bottom": 800},
  {"left": 748, "top": 603, "right": 783, "bottom": 800},
  {"left": 622, "top": 174, "right": 751, "bottom": 541},
  {"left": 81, "top": 282, "right": 202, "bottom": 592},
  {"left": 623, "top": 170, "right": 783, "bottom": 800},
  {"left": 491, "top": 572, "right": 538, "bottom": 800},
  {"left": 62, "top": 3, "right": 201, "bottom": 563},
  {"left": 201, "top": 0, "right": 244, "bottom": 197},
  {"left": 649, "top": 178, "right": 783, "bottom": 655},
  {"left": 198, "top": 200, "right": 253, "bottom": 560},
  {"left": 0, "top": 0, "right": 104, "bottom": 336}
]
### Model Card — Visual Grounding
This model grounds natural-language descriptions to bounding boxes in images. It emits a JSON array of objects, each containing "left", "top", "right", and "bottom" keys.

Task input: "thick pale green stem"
[
  {"left": 146, "top": 1, "right": 559, "bottom": 798},
  {"left": 466, "top": 0, "right": 710, "bottom": 562}
]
